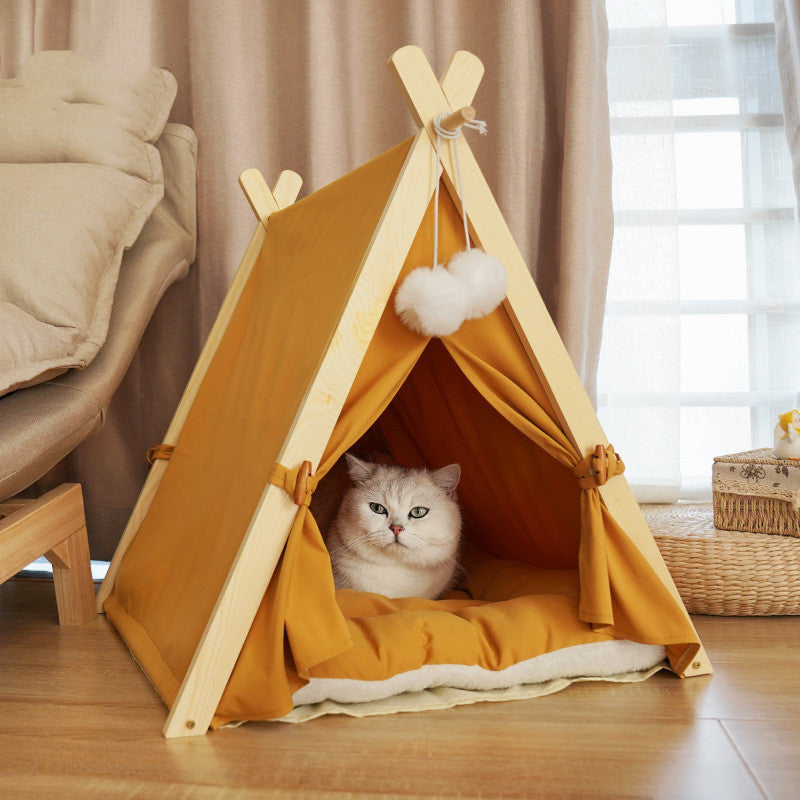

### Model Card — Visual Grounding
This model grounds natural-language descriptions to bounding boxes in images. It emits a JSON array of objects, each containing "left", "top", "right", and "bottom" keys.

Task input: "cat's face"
[{"left": 336, "top": 455, "right": 461, "bottom": 567}]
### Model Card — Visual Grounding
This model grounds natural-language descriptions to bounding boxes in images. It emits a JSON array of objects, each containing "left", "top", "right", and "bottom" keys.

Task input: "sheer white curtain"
[
  {"left": 775, "top": 0, "right": 800, "bottom": 203},
  {"left": 598, "top": 0, "right": 800, "bottom": 502}
]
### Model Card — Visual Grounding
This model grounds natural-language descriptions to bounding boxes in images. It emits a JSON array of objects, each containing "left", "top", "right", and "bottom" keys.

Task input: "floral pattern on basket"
[
  {"left": 714, "top": 449, "right": 800, "bottom": 510},
  {"left": 712, "top": 448, "right": 800, "bottom": 537}
]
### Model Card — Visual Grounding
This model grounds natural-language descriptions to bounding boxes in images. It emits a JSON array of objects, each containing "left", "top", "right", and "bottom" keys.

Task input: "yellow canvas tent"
[{"left": 98, "top": 47, "right": 710, "bottom": 738}]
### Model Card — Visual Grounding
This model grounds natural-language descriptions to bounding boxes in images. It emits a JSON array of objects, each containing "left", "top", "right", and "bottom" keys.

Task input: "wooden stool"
[{"left": 0, "top": 484, "right": 96, "bottom": 626}]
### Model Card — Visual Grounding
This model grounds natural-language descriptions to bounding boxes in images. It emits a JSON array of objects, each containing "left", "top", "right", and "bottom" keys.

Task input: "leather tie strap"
[
  {"left": 572, "top": 444, "right": 624, "bottom": 490},
  {"left": 146, "top": 443, "right": 175, "bottom": 465},
  {"left": 268, "top": 461, "right": 317, "bottom": 507}
]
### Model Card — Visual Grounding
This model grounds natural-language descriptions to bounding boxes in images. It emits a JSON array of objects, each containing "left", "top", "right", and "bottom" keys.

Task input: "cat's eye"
[
  {"left": 409, "top": 506, "right": 429, "bottom": 519},
  {"left": 369, "top": 502, "right": 388, "bottom": 515}
]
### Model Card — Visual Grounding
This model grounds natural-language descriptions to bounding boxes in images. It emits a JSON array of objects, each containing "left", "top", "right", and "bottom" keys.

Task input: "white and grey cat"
[{"left": 325, "top": 454, "right": 462, "bottom": 600}]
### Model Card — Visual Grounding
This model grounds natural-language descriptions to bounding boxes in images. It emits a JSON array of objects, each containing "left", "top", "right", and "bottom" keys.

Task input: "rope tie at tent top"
[
  {"left": 572, "top": 444, "right": 625, "bottom": 490},
  {"left": 431, "top": 110, "right": 487, "bottom": 267}
]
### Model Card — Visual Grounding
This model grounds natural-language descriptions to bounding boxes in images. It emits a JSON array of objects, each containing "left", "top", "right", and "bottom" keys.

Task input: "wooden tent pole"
[
  {"left": 96, "top": 172, "right": 302, "bottom": 611},
  {"left": 388, "top": 45, "right": 711, "bottom": 678},
  {"left": 240, "top": 169, "right": 303, "bottom": 227},
  {"left": 441, "top": 50, "right": 485, "bottom": 110}
]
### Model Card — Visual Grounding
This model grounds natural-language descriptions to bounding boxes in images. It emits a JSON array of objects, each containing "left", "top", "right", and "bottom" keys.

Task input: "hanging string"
[{"left": 431, "top": 112, "right": 488, "bottom": 267}]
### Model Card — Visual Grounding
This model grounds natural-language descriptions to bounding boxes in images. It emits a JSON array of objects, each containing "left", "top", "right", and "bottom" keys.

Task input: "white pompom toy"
[
  {"left": 394, "top": 251, "right": 507, "bottom": 338},
  {"left": 446, "top": 248, "right": 508, "bottom": 319},
  {"left": 394, "top": 109, "right": 507, "bottom": 338},
  {"left": 394, "top": 264, "right": 469, "bottom": 337}
]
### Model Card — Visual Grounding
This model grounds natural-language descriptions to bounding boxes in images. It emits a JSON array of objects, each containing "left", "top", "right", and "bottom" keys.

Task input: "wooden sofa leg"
[
  {"left": 45, "top": 526, "right": 96, "bottom": 626},
  {"left": 0, "top": 484, "right": 96, "bottom": 626}
]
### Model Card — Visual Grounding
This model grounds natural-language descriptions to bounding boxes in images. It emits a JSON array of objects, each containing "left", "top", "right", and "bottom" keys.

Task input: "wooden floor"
[{"left": 0, "top": 578, "right": 798, "bottom": 800}]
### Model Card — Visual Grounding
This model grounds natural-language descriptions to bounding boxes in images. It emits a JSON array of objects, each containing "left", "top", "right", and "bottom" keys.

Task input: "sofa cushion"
[
  {"left": 0, "top": 51, "right": 177, "bottom": 397},
  {"left": 0, "top": 124, "right": 197, "bottom": 502}
]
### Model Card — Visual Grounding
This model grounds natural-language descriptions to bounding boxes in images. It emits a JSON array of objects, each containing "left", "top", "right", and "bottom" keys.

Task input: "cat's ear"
[
  {"left": 345, "top": 453, "right": 375, "bottom": 484},
  {"left": 431, "top": 464, "right": 461, "bottom": 495}
]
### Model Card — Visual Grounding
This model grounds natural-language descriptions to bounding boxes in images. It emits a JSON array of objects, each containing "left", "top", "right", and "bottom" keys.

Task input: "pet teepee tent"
[{"left": 98, "top": 47, "right": 711, "bottom": 738}]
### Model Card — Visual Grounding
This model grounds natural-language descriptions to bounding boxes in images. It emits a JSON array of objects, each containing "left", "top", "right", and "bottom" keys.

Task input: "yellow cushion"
[{"left": 310, "top": 547, "right": 613, "bottom": 683}]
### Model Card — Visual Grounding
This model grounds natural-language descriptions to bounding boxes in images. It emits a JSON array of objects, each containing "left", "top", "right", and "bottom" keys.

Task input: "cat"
[{"left": 324, "top": 454, "right": 462, "bottom": 600}]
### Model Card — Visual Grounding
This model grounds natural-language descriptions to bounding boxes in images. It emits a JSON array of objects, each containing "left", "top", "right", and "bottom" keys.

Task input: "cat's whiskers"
[
  {"left": 328, "top": 530, "right": 379, "bottom": 557},
  {"left": 400, "top": 528, "right": 457, "bottom": 558}
]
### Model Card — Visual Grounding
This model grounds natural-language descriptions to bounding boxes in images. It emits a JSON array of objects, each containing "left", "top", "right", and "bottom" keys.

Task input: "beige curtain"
[{"left": 1, "top": 0, "right": 613, "bottom": 559}]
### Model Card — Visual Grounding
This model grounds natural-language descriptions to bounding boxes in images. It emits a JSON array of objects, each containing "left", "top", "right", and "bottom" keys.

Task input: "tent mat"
[{"left": 270, "top": 661, "right": 668, "bottom": 725}]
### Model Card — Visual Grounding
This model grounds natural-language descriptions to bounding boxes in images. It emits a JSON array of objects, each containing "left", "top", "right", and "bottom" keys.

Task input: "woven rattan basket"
[
  {"left": 712, "top": 448, "right": 800, "bottom": 537},
  {"left": 641, "top": 502, "right": 800, "bottom": 616}
]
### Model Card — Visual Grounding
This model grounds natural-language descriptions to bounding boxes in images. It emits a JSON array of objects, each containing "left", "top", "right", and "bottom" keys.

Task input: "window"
[{"left": 598, "top": 0, "right": 800, "bottom": 500}]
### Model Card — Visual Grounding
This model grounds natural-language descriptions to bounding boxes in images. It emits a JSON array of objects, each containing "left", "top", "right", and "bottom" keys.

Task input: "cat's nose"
[{"left": 389, "top": 524, "right": 404, "bottom": 536}]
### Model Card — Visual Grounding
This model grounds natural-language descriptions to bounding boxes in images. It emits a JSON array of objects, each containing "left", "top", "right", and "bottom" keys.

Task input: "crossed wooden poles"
[{"left": 98, "top": 46, "right": 710, "bottom": 738}]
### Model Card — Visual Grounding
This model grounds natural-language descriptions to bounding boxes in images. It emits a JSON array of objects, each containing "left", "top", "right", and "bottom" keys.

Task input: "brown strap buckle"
[{"left": 146, "top": 444, "right": 175, "bottom": 465}]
